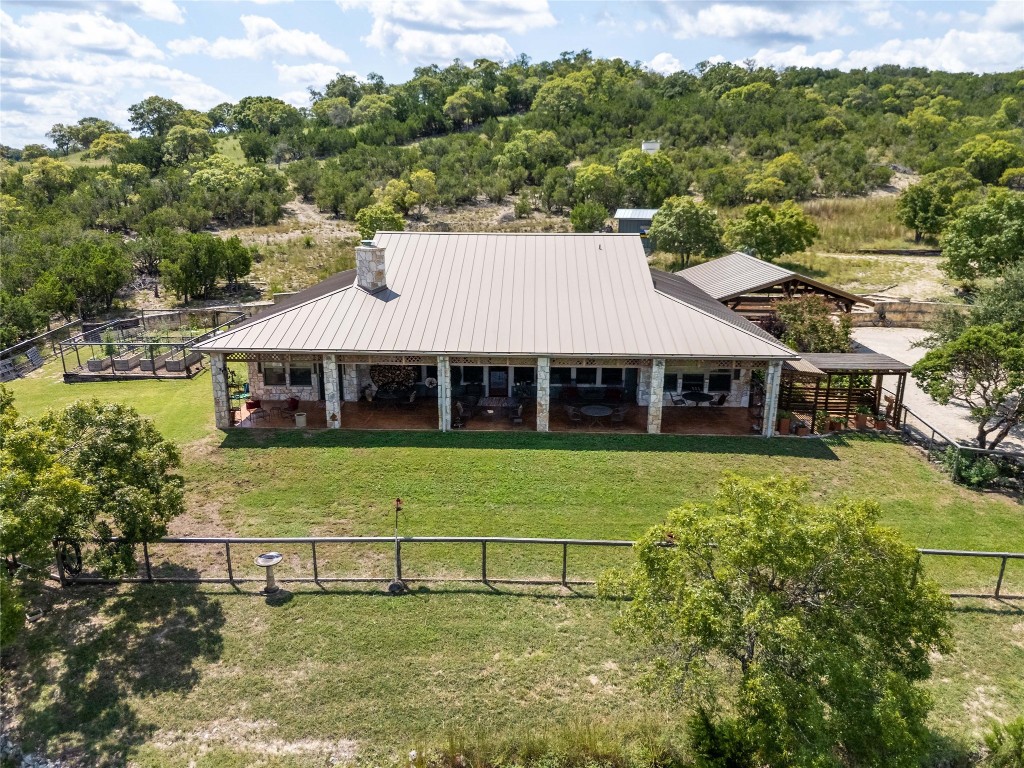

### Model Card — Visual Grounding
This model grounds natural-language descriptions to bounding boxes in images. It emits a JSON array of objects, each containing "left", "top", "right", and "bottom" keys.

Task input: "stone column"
[
  {"left": 536, "top": 356, "right": 550, "bottom": 432},
  {"left": 647, "top": 358, "right": 665, "bottom": 434},
  {"left": 211, "top": 352, "right": 231, "bottom": 429},
  {"left": 323, "top": 354, "right": 341, "bottom": 428},
  {"left": 437, "top": 355, "right": 452, "bottom": 431},
  {"left": 761, "top": 360, "right": 783, "bottom": 437},
  {"left": 341, "top": 362, "right": 359, "bottom": 402}
]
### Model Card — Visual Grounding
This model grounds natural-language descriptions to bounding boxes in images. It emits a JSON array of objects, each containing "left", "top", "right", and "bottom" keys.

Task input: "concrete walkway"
[{"left": 851, "top": 327, "right": 1022, "bottom": 451}]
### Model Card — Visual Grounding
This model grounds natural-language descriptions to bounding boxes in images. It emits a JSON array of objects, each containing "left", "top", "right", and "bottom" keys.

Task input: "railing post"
[
  {"left": 143, "top": 542, "right": 153, "bottom": 582},
  {"left": 396, "top": 540, "right": 402, "bottom": 581},
  {"left": 312, "top": 541, "right": 319, "bottom": 583},
  {"left": 562, "top": 543, "right": 568, "bottom": 586},
  {"left": 225, "top": 542, "right": 233, "bottom": 584},
  {"left": 995, "top": 556, "right": 1008, "bottom": 598},
  {"left": 481, "top": 541, "right": 487, "bottom": 583}
]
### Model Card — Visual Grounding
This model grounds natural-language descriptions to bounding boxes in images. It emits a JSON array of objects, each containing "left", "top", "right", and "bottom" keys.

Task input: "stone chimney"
[{"left": 355, "top": 239, "right": 386, "bottom": 293}]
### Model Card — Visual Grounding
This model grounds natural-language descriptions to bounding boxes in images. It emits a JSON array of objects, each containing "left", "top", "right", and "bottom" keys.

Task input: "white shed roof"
[
  {"left": 197, "top": 233, "right": 795, "bottom": 360},
  {"left": 614, "top": 208, "right": 659, "bottom": 220}
]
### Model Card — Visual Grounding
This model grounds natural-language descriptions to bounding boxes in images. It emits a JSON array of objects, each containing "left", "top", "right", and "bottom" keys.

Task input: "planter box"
[
  {"left": 777, "top": 418, "right": 791, "bottom": 435},
  {"left": 855, "top": 414, "right": 869, "bottom": 429},
  {"left": 140, "top": 350, "right": 173, "bottom": 372},
  {"left": 113, "top": 351, "right": 143, "bottom": 371},
  {"left": 87, "top": 357, "right": 112, "bottom": 372},
  {"left": 165, "top": 350, "right": 203, "bottom": 372}
]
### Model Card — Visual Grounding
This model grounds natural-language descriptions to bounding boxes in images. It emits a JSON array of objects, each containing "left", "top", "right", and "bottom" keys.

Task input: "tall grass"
[{"left": 800, "top": 197, "right": 915, "bottom": 252}]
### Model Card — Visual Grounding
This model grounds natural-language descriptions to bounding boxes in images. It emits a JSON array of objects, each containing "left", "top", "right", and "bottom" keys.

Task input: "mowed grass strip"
[{"left": 4, "top": 362, "right": 1023, "bottom": 764}]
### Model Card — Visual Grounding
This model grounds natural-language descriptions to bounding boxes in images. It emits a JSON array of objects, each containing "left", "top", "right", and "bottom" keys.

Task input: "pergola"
[{"left": 779, "top": 352, "right": 910, "bottom": 434}]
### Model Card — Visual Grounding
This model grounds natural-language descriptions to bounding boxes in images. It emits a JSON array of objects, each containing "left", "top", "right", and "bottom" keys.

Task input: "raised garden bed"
[
  {"left": 140, "top": 350, "right": 173, "bottom": 372},
  {"left": 165, "top": 350, "right": 203, "bottom": 372},
  {"left": 87, "top": 357, "right": 112, "bottom": 372},
  {"left": 113, "top": 351, "right": 144, "bottom": 371}
]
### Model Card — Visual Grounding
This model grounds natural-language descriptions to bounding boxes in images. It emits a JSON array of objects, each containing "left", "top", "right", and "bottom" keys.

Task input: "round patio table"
[
  {"left": 580, "top": 404, "right": 613, "bottom": 426},
  {"left": 682, "top": 391, "right": 715, "bottom": 406}
]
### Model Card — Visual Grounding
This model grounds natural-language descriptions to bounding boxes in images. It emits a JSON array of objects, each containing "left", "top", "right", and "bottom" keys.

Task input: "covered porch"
[{"left": 210, "top": 352, "right": 785, "bottom": 436}]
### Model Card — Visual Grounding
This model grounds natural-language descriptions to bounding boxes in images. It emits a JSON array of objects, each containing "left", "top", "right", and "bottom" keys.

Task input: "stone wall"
[
  {"left": 341, "top": 364, "right": 360, "bottom": 402},
  {"left": 536, "top": 356, "right": 550, "bottom": 432},
  {"left": 647, "top": 359, "right": 665, "bottom": 433},
  {"left": 247, "top": 360, "right": 319, "bottom": 401},
  {"left": 636, "top": 365, "right": 652, "bottom": 406},
  {"left": 323, "top": 354, "right": 341, "bottom": 428},
  {"left": 851, "top": 300, "right": 966, "bottom": 329},
  {"left": 211, "top": 352, "right": 230, "bottom": 429}
]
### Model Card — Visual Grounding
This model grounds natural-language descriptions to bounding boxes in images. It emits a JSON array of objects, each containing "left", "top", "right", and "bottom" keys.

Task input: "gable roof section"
[
  {"left": 614, "top": 208, "right": 658, "bottom": 220},
  {"left": 677, "top": 251, "right": 870, "bottom": 306},
  {"left": 197, "top": 233, "right": 795, "bottom": 360}
]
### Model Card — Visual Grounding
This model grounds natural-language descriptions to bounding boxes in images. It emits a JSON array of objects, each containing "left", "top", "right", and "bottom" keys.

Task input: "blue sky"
[{"left": 1, "top": 0, "right": 1022, "bottom": 147}]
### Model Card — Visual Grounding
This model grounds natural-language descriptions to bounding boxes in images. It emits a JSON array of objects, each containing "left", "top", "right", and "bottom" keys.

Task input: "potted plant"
[
  {"left": 873, "top": 412, "right": 888, "bottom": 430},
  {"left": 814, "top": 410, "right": 830, "bottom": 434},
  {"left": 795, "top": 420, "right": 810, "bottom": 436},
  {"left": 830, "top": 415, "right": 848, "bottom": 431},
  {"left": 854, "top": 405, "right": 872, "bottom": 429},
  {"left": 777, "top": 410, "right": 793, "bottom": 435}
]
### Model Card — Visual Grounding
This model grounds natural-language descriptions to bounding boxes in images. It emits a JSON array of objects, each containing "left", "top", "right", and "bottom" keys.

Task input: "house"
[
  {"left": 196, "top": 232, "right": 797, "bottom": 435},
  {"left": 613, "top": 209, "right": 658, "bottom": 235},
  {"left": 677, "top": 251, "right": 872, "bottom": 324}
]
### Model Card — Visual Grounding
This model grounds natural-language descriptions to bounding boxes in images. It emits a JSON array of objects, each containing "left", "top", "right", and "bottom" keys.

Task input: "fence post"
[
  {"left": 225, "top": 542, "right": 234, "bottom": 584},
  {"left": 143, "top": 542, "right": 153, "bottom": 582},
  {"left": 951, "top": 446, "right": 961, "bottom": 484},
  {"left": 396, "top": 540, "right": 402, "bottom": 581},
  {"left": 54, "top": 543, "right": 67, "bottom": 587},
  {"left": 995, "top": 556, "right": 1008, "bottom": 598},
  {"left": 312, "top": 541, "right": 319, "bottom": 583},
  {"left": 562, "top": 543, "right": 568, "bottom": 586},
  {"left": 481, "top": 541, "right": 487, "bottom": 583}
]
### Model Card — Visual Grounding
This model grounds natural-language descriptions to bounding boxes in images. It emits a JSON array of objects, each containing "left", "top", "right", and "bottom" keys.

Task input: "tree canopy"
[
  {"left": 725, "top": 200, "right": 818, "bottom": 261},
  {"left": 648, "top": 197, "right": 724, "bottom": 268},
  {"left": 940, "top": 190, "right": 1024, "bottom": 282},
  {"left": 611, "top": 473, "right": 950, "bottom": 768}
]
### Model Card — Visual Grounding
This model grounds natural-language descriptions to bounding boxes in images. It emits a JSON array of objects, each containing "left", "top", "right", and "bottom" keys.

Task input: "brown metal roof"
[
  {"left": 197, "top": 233, "right": 796, "bottom": 360},
  {"left": 783, "top": 358, "right": 826, "bottom": 376},
  {"left": 799, "top": 352, "right": 911, "bottom": 373},
  {"left": 677, "top": 251, "right": 872, "bottom": 307}
]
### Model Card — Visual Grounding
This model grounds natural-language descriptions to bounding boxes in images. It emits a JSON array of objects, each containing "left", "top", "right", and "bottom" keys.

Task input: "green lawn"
[{"left": 3, "top": 362, "right": 1023, "bottom": 766}]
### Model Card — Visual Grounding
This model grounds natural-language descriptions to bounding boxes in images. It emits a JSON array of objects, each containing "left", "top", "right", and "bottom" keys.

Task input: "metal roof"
[
  {"left": 614, "top": 208, "right": 659, "bottom": 220},
  {"left": 197, "top": 233, "right": 795, "bottom": 360},
  {"left": 677, "top": 251, "right": 871, "bottom": 306},
  {"left": 799, "top": 353, "right": 911, "bottom": 373}
]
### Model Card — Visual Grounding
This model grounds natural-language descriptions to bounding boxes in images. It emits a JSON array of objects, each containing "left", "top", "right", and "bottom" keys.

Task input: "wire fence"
[{"left": 52, "top": 535, "right": 1024, "bottom": 600}]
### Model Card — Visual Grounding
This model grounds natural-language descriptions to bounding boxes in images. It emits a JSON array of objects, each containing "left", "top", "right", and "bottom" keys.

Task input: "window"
[
  {"left": 708, "top": 370, "right": 732, "bottom": 392},
  {"left": 663, "top": 372, "right": 679, "bottom": 393},
  {"left": 550, "top": 367, "right": 572, "bottom": 385},
  {"left": 263, "top": 362, "right": 286, "bottom": 385},
  {"left": 600, "top": 367, "right": 623, "bottom": 385},
  {"left": 462, "top": 366, "right": 484, "bottom": 384},
  {"left": 575, "top": 367, "right": 597, "bottom": 385},
  {"left": 513, "top": 366, "right": 534, "bottom": 384},
  {"left": 681, "top": 373, "right": 705, "bottom": 392},
  {"left": 290, "top": 364, "right": 313, "bottom": 387}
]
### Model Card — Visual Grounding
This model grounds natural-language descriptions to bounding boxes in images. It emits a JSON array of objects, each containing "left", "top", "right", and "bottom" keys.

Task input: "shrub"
[
  {"left": 983, "top": 715, "right": 1024, "bottom": 767},
  {"left": 941, "top": 448, "right": 1002, "bottom": 487},
  {"left": 569, "top": 200, "right": 607, "bottom": 233}
]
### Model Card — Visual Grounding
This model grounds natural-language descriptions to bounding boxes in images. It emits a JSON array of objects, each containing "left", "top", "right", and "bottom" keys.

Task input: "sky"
[{"left": 1, "top": 0, "right": 1022, "bottom": 147}]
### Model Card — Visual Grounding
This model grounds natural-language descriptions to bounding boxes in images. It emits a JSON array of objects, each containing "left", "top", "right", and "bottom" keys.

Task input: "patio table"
[
  {"left": 682, "top": 391, "right": 715, "bottom": 406},
  {"left": 580, "top": 404, "right": 613, "bottom": 426}
]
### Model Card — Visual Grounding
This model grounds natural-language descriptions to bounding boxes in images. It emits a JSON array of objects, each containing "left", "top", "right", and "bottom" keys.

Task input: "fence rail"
[{"left": 53, "top": 535, "right": 1023, "bottom": 599}]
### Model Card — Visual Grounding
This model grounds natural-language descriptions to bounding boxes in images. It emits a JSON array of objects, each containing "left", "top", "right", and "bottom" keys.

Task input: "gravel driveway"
[{"left": 851, "top": 327, "right": 1022, "bottom": 451}]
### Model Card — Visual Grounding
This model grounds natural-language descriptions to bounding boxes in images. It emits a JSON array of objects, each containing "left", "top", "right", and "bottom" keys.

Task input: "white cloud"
[
  {"left": 752, "top": 27, "right": 1024, "bottom": 72},
  {"left": 0, "top": 8, "right": 226, "bottom": 146},
  {"left": 980, "top": 0, "right": 1024, "bottom": 32},
  {"left": 168, "top": 15, "right": 349, "bottom": 62},
  {"left": 663, "top": 3, "right": 851, "bottom": 42},
  {"left": 646, "top": 52, "right": 682, "bottom": 75},
  {"left": 131, "top": 0, "right": 185, "bottom": 23},
  {"left": 0, "top": 9, "right": 165, "bottom": 61},
  {"left": 275, "top": 62, "right": 347, "bottom": 85},
  {"left": 340, "top": 0, "right": 555, "bottom": 63},
  {"left": 2, "top": 0, "right": 185, "bottom": 23},
  {"left": 857, "top": 1, "right": 901, "bottom": 30}
]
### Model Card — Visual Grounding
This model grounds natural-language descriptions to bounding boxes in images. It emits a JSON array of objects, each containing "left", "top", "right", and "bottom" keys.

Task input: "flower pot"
[
  {"left": 829, "top": 420, "right": 843, "bottom": 431},
  {"left": 796, "top": 426, "right": 810, "bottom": 436},
  {"left": 873, "top": 417, "right": 887, "bottom": 430},
  {"left": 855, "top": 413, "right": 869, "bottom": 429},
  {"left": 777, "top": 418, "right": 791, "bottom": 435}
]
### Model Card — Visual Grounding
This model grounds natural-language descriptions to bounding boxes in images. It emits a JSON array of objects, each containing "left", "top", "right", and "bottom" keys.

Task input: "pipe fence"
[{"left": 52, "top": 535, "right": 1023, "bottom": 600}]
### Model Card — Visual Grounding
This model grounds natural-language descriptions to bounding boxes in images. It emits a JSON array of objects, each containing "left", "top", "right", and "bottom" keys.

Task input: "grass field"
[{"left": 3, "top": 362, "right": 1022, "bottom": 766}]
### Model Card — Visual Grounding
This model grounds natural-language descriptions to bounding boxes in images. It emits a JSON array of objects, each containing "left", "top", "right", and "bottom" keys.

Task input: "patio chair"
[
  {"left": 272, "top": 397, "right": 301, "bottom": 418},
  {"left": 669, "top": 391, "right": 686, "bottom": 406},
  {"left": 565, "top": 405, "right": 582, "bottom": 425},
  {"left": 710, "top": 393, "right": 728, "bottom": 409},
  {"left": 610, "top": 404, "right": 629, "bottom": 427},
  {"left": 245, "top": 398, "right": 268, "bottom": 422},
  {"left": 453, "top": 400, "right": 470, "bottom": 428},
  {"left": 401, "top": 390, "right": 418, "bottom": 409},
  {"left": 508, "top": 403, "right": 525, "bottom": 427}
]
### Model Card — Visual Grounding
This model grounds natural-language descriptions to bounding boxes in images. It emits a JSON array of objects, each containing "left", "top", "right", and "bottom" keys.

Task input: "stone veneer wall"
[
  {"left": 246, "top": 360, "right": 319, "bottom": 401},
  {"left": 341, "top": 364, "right": 360, "bottom": 402},
  {"left": 647, "top": 359, "right": 665, "bottom": 433},
  {"left": 636, "top": 364, "right": 653, "bottom": 406},
  {"left": 536, "top": 356, "right": 550, "bottom": 431},
  {"left": 211, "top": 352, "right": 231, "bottom": 429},
  {"left": 322, "top": 354, "right": 341, "bottom": 428}
]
